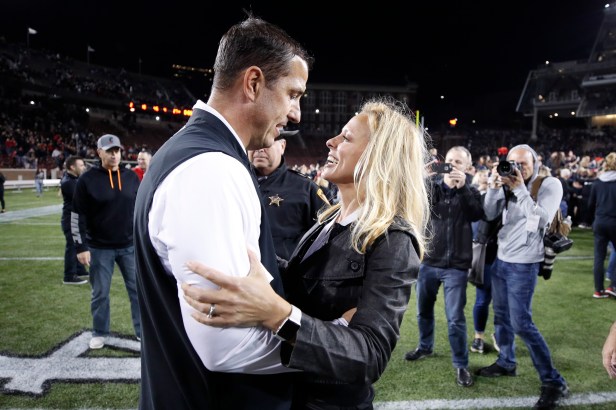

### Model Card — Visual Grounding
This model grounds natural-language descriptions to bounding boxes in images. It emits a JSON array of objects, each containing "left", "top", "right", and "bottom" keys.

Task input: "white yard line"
[
  {"left": 0, "top": 205, "right": 62, "bottom": 223},
  {"left": 4, "top": 391, "right": 616, "bottom": 410},
  {"left": 374, "top": 391, "right": 616, "bottom": 409}
]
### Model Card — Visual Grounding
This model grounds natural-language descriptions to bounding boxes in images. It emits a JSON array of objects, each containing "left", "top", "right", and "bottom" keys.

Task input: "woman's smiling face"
[{"left": 321, "top": 113, "right": 370, "bottom": 186}]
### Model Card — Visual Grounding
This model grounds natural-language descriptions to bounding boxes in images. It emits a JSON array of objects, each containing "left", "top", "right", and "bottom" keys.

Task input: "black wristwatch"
[{"left": 274, "top": 305, "right": 301, "bottom": 342}]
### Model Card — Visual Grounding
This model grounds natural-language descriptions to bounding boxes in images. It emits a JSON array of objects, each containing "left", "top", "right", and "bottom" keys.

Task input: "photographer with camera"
[{"left": 476, "top": 144, "right": 568, "bottom": 409}]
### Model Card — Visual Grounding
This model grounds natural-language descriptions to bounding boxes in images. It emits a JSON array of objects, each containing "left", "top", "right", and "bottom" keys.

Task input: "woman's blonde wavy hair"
[
  {"left": 318, "top": 97, "right": 431, "bottom": 259},
  {"left": 604, "top": 152, "right": 616, "bottom": 171}
]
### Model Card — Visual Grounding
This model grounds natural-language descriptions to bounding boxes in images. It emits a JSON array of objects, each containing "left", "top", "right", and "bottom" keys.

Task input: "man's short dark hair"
[
  {"left": 213, "top": 14, "right": 314, "bottom": 90},
  {"left": 65, "top": 155, "right": 84, "bottom": 170}
]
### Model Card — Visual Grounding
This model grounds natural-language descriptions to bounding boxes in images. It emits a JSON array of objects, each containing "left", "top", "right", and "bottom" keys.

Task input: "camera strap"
[{"left": 529, "top": 176, "right": 546, "bottom": 203}]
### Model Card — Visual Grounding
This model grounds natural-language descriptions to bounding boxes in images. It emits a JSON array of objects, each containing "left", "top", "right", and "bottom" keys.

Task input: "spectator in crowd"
[
  {"left": 588, "top": 152, "right": 616, "bottom": 299},
  {"left": 557, "top": 168, "right": 573, "bottom": 218},
  {"left": 470, "top": 175, "right": 502, "bottom": 355},
  {"left": 405, "top": 146, "right": 484, "bottom": 388},
  {"left": 72, "top": 134, "right": 141, "bottom": 349},
  {"left": 133, "top": 15, "right": 313, "bottom": 410},
  {"left": 603, "top": 320, "right": 616, "bottom": 379},
  {"left": 34, "top": 166, "right": 45, "bottom": 197},
  {"left": 181, "top": 97, "right": 430, "bottom": 409},
  {"left": 0, "top": 171, "right": 5, "bottom": 213},
  {"left": 477, "top": 144, "right": 568, "bottom": 410},
  {"left": 471, "top": 168, "right": 490, "bottom": 195},
  {"left": 538, "top": 165, "right": 552, "bottom": 177},
  {"left": 133, "top": 149, "right": 151, "bottom": 182},
  {"left": 429, "top": 147, "right": 439, "bottom": 162},
  {"left": 60, "top": 155, "right": 88, "bottom": 285},
  {"left": 571, "top": 167, "right": 597, "bottom": 228},
  {"left": 249, "top": 136, "right": 329, "bottom": 260}
]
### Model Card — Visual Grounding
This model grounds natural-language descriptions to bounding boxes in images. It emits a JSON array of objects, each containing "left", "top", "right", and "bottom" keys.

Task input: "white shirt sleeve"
[{"left": 148, "top": 152, "right": 293, "bottom": 374}]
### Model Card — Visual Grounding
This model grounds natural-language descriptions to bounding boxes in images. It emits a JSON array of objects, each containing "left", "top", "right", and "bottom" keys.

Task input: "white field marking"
[
  {"left": 3, "top": 391, "right": 616, "bottom": 409},
  {"left": 0, "top": 257, "right": 63, "bottom": 261},
  {"left": 0, "top": 205, "right": 61, "bottom": 223},
  {"left": 0, "top": 326, "right": 614, "bottom": 409},
  {"left": 4, "top": 222, "right": 60, "bottom": 226},
  {"left": 0, "top": 331, "right": 140, "bottom": 395},
  {"left": 374, "top": 391, "right": 616, "bottom": 409}
]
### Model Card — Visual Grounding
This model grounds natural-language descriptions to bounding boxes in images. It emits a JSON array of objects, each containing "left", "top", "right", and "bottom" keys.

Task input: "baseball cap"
[{"left": 97, "top": 134, "right": 123, "bottom": 151}]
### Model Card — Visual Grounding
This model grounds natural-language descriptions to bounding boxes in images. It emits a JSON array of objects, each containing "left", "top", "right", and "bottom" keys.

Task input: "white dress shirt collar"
[{"left": 192, "top": 100, "right": 246, "bottom": 155}]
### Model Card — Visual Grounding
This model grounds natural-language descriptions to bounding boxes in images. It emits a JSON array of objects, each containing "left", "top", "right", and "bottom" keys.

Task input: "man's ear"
[
  {"left": 243, "top": 66, "right": 264, "bottom": 102},
  {"left": 278, "top": 138, "right": 287, "bottom": 153}
]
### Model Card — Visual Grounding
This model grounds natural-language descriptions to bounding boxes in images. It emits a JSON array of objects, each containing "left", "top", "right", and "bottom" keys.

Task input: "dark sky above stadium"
[{"left": 1, "top": 0, "right": 609, "bottom": 127}]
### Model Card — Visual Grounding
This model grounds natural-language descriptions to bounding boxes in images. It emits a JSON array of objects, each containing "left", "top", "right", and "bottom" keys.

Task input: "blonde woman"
[{"left": 182, "top": 97, "right": 430, "bottom": 409}]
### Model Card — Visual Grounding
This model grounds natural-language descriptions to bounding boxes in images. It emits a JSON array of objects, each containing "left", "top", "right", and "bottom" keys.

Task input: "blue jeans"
[
  {"left": 592, "top": 220, "right": 616, "bottom": 291},
  {"left": 62, "top": 223, "right": 88, "bottom": 280},
  {"left": 35, "top": 180, "right": 43, "bottom": 196},
  {"left": 492, "top": 258, "right": 566, "bottom": 386},
  {"left": 89, "top": 246, "right": 141, "bottom": 338},
  {"left": 416, "top": 264, "right": 469, "bottom": 368},
  {"left": 473, "top": 260, "right": 494, "bottom": 333},
  {"left": 608, "top": 242, "right": 616, "bottom": 280}
]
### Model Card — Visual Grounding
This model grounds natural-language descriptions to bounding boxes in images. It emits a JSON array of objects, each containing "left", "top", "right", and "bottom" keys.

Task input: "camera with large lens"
[
  {"left": 497, "top": 160, "right": 521, "bottom": 177},
  {"left": 540, "top": 247, "right": 556, "bottom": 280}
]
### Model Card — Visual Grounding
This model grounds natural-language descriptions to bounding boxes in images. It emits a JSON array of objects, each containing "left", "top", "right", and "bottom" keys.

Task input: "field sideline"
[{"left": 1, "top": 189, "right": 616, "bottom": 409}]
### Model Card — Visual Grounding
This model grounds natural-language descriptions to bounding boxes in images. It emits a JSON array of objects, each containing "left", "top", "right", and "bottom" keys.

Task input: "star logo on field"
[{"left": 269, "top": 195, "right": 284, "bottom": 206}]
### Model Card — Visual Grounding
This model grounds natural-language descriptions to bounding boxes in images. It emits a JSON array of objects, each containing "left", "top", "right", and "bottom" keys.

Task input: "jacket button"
[{"left": 350, "top": 261, "right": 360, "bottom": 271}]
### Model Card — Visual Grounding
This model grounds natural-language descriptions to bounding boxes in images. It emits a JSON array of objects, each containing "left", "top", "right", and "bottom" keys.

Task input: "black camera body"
[
  {"left": 432, "top": 162, "right": 453, "bottom": 174},
  {"left": 497, "top": 160, "right": 521, "bottom": 177},
  {"left": 544, "top": 233, "right": 574, "bottom": 254}
]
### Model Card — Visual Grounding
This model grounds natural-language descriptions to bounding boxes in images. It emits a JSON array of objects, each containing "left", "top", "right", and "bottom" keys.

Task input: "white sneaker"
[{"left": 89, "top": 336, "right": 105, "bottom": 349}]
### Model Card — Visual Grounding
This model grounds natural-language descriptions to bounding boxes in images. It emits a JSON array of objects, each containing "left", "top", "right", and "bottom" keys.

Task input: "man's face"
[
  {"left": 71, "top": 159, "right": 86, "bottom": 176},
  {"left": 507, "top": 148, "right": 534, "bottom": 181},
  {"left": 98, "top": 147, "right": 122, "bottom": 170},
  {"left": 445, "top": 148, "right": 471, "bottom": 173},
  {"left": 247, "top": 56, "right": 309, "bottom": 151},
  {"left": 137, "top": 152, "right": 151, "bottom": 169},
  {"left": 249, "top": 139, "right": 286, "bottom": 176}
]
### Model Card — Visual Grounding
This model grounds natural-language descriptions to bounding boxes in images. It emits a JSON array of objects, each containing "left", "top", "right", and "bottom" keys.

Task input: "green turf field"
[{"left": 1, "top": 188, "right": 615, "bottom": 409}]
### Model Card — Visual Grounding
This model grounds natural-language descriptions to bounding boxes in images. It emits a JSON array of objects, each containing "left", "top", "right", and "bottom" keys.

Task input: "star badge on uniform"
[{"left": 269, "top": 195, "right": 284, "bottom": 206}]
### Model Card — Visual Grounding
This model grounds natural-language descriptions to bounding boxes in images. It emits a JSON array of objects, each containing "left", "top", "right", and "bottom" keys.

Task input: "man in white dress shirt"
[{"left": 133, "top": 14, "right": 313, "bottom": 410}]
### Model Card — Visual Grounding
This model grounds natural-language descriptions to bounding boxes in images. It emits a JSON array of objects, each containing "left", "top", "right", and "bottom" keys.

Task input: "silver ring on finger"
[{"left": 207, "top": 303, "right": 216, "bottom": 319}]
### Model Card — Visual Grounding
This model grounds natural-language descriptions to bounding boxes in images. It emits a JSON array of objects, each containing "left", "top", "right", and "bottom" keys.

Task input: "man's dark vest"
[{"left": 134, "top": 108, "right": 291, "bottom": 410}]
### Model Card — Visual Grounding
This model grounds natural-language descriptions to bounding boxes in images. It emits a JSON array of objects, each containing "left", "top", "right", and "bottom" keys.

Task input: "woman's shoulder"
[{"left": 383, "top": 220, "right": 420, "bottom": 249}]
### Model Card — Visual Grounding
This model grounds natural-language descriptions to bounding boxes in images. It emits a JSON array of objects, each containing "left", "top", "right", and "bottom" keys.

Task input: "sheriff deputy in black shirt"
[{"left": 249, "top": 134, "right": 330, "bottom": 260}]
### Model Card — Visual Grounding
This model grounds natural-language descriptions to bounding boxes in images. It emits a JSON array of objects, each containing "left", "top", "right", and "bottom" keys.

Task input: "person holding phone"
[
  {"left": 405, "top": 146, "right": 484, "bottom": 388},
  {"left": 432, "top": 162, "right": 453, "bottom": 174}
]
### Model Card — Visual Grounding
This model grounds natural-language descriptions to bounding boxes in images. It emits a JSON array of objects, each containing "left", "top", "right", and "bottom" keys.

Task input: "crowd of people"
[{"left": 3, "top": 14, "right": 616, "bottom": 410}]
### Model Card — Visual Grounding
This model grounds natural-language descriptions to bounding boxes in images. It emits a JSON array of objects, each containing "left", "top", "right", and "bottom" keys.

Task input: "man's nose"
[{"left": 288, "top": 105, "right": 301, "bottom": 124}]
